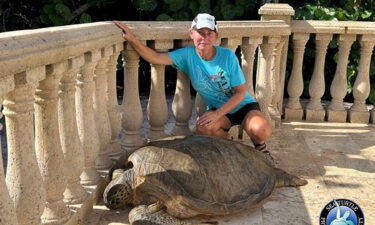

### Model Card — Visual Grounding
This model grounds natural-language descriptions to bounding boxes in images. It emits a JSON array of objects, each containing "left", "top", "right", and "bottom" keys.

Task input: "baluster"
[
  {"left": 94, "top": 47, "right": 114, "bottom": 169},
  {"left": 284, "top": 33, "right": 310, "bottom": 120},
  {"left": 241, "top": 36, "right": 263, "bottom": 97},
  {"left": 120, "top": 44, "right": 145, "bottom": 151},
  {"left": 256, "top": 36, "right": 280, "bottom": 125},
  {"left": 59, "top": 56, "right": 88, "bottom": 204},
  {"left": 147, "top": 40, "right": 173, "bottom": 140},
  {"left": 0, "top": 95, "right": 18, "bottom": 225},
  {"left": 76, "top": 51, "right": 101, "bottom": 185},
  {"left": 35, "top": 62, "right": 71, "bottom": 224},
  {"left": 172, "top": 40, "right": 193, "bottom": 136},
  {"left": 194, "top": 93, "right": 206, "bottom": 117},
  {"left": 269, "top": 39, "right": 286, "bottom": 125},
  {"left": 3, "top": 69, "right": 45, "bottom": 225},
  {"left": 349, "top": 35, "right": 375, "bottom": 123},
  {"left": 305, "top": 34, "right": 332, "bottom": 121},
  {"left": 371, "top": 106, "right": 375, "bottom": 124},
  {"left": 107, "top": 43, "right": 123, "bottom": 158},
  {"left": 327, "top": 34, "right": 356, "bottom": 122}
]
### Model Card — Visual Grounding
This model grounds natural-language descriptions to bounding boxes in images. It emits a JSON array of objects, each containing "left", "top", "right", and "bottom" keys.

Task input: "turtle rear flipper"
[
  {"left": 274, "top": 168, "right": 308, "bottom": 188},
  {"left": 129, "top": 204, "right": 218, "bottom": 225}
]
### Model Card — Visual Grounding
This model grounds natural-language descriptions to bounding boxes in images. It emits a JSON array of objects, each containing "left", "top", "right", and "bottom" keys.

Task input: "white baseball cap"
[{"left": 191, "top": 13, "right": 218, "bottom": 32}]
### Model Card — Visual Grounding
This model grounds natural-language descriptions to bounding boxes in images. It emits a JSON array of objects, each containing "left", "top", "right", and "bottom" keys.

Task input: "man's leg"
[
  {"left": 196, "top": 114, "right": 232, "bottom": 138},
  {"left": 241, "top": 110, "right": 272, "bottom": 150}
]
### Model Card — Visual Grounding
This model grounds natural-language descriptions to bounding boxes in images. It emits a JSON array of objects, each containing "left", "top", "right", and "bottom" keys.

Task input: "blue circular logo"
[{"left": 320, "top": 199, "right": 364, "bottom": 225}]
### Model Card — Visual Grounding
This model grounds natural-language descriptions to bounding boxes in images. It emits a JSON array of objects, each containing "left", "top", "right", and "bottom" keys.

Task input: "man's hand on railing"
[{"left": 113, "top": 21, "right": 136, "bottom": 42}]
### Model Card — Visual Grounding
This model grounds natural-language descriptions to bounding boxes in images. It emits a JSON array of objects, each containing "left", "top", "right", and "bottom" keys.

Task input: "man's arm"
[{"left": 114, "top": 21, "right": 173, "bottom": 65}]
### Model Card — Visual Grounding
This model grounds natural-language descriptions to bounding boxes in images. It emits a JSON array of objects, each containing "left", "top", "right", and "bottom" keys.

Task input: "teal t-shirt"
[{"left": 168, "top": 46, "right": 255, "bottom": 114}]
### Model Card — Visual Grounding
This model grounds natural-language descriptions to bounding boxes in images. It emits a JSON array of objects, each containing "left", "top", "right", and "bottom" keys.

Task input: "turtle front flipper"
[{"left": 129, "top": 204, "right": 218, "bottom": 225}]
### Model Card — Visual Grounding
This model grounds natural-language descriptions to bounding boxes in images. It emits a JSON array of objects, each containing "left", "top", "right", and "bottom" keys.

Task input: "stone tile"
[
  {"left": 85, "top": 204, "right": 130, "bottom": 225},
  {"left": 311, "top": 150, "right": 375, "bottom": 178},
  {"left": 271, "top": 150, "right": 323, "bottom": 177},
  {"left": 196, "top": 206, "right": 263, "bottom": 225},
  {"left": 261, "top": 200, "right": 323, "bottom": 225},
  {"left": 302, "top": 133, "right": 361, "bottom": 155},
  {"left": 323, "top": 176, "right": 375, "bottom": 208},
  {"left": 269, "top": 177, "right": 333, "bottom": 204}
]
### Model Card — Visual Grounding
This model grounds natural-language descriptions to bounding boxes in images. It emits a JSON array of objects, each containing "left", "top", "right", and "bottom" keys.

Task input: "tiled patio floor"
[{"left": 86, "top": 121, "right": 375, "bottom": 225}]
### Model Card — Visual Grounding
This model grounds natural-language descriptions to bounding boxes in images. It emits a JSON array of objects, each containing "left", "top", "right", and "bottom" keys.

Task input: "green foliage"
[
  {"left": 294, "top": 0, "right": 375, "bottom": 104},
  {"left": 128, "top": 0, "right": 258, "bottom": 21}
]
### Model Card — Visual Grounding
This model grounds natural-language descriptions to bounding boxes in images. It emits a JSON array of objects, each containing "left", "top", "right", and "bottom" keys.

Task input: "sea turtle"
[{"left": 103, "top": 135, "right": 307, "bottom": 225}]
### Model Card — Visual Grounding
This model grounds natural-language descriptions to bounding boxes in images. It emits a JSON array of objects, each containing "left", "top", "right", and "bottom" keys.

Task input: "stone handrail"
[
  {"left": 0, "top": 15, "right": 291, "bottom": 224},
  {"left": 285, "top": 20, "right": 375, "bottom": 123}
]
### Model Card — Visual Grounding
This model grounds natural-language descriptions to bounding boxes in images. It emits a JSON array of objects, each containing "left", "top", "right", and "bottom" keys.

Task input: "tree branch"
[{"left": 68, "top": 3, "right": 91, "bottom": 23}]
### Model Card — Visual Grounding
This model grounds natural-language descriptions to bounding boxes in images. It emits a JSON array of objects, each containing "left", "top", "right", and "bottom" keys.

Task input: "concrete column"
[
  {"left": 241, "top": 37, "right": 263, "bottom": 97},
  {"left": 284, "top": 33, "right": 309, "bottom": 120},
  {"left": 76, "top": 51, "right": 101, "bottom": 185},
  {"left": 0, "top": 95, "right": 18, "bottom": 225},
  {"left": 171, "top": 40, "right": 193, "bottom": 136},
  {"left": 306, "top": 34, "right": 332, "bottom": 121},
  {"left": 147, "top": 40, "right": 173, "bottom": 140},
  {"left": 349, "top": 35, "right": 375, "bottom": 123},
  {"left": 120, "top": 44, "right": 145, "bottom": 151},
  {"left": 106, "top": 43, "right": 123, "bottom": 158},
  {"left": 270, "top": 39, "right": 286, "bottom": 125},
  {"left": 94, "top": 47, "right": 113, "bottom": 170},
  {"left": 327, "top": 34, "right": 356, "bottom": 122},
  {"left": 259, "top": 3, "right": 295, "bottom": 121},
  {"left": 58, "top": 56, "right": 88, "bottom": 204},
  {"left": 3, "top": 68, "right": 45, "bottom": 225},
  {"left": 256, "top": 36, "right": 280, "bottom": 123},
  {"left": 34, "top": 62, "right": 71, "bottom": 225}
]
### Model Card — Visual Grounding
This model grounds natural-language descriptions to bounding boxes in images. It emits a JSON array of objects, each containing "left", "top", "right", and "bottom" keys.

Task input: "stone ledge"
[
  {"left": 284, "top": 108, "right": 304, "bottom": 121},
  {"left": 348, "top": 111, "right": 370, "bottom": 123},
  {"left": 326, "top": 109, "right": 347, "bottom": 122},
  {"left": 305, "top": 109, "right": 325, "bottom": 122}
]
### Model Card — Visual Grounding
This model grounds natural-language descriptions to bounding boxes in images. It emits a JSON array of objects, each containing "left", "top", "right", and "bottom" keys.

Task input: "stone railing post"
[
  {"left": 259, "top": 3, "right": 295, "bottom": 120},
  {"left": 3, "top": 69, "right": 45, "bottom": 225},
  {"left": 93, "top": 47, "right": 114, "bottom": 170},
  {"left": 349, "top": 35, "right": 375, "bottom": 123},
  {"left": 120, "top": 44, "right": 145, "bottom": 151},
  {"left": 241, "top": 37, "right": 263, "bottom": 97},
  {"left": 147, "top": 40, "right": 173, "bottom": 140},
  {"left": 256, "top": 36, "right": 280, "bottom": 125},
  {"left": 306, "top": 34, "right": 332, "bottom": 121},
  {"left": 58, "top": 56, "right": 88, "bottom": 204},
  {"left": 269, "top": 39, "right": 286, "bottom": 125},
  {"left": 284, "top": 33, "right": 309, "bottom": 120},
  {"left": 76, "top": 51, "right": 101, "bottom": 185},
  {"left": 327, "top": 34, "right": 356, "bottom": 122},
  {"left": 0, "top": 78, "right": 18, "bottom": 225},
  {"left": 35, "top": 62, "right": 71, "bottom": 225},
  {"left": 172, "top": 40, "right": 193, "bottom": 136},
  {"left": 106, "top": 43, "right": 123, "bottom": 158}
]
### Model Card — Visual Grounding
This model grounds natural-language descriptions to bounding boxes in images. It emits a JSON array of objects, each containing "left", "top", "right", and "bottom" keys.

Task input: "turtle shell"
[{"left": 128, "top": 135, "right": 277, "bottom": 216}]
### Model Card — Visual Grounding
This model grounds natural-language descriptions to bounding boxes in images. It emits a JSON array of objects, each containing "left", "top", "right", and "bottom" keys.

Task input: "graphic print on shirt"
[{"left": 193, "top": 65, "right": 233, "bottom": 104}]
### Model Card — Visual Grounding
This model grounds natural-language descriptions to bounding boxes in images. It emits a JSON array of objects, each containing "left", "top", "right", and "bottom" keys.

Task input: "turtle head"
[{"left": 103, "top": 168, "right": 134, "bottom": 209}]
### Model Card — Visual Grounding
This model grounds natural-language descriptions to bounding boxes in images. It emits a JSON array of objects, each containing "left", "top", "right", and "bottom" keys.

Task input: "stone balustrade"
[
  {"left": 285, "top": 20, "right": 375, "bottom": 123},
  {"left": 0, "top": 3, "right": 375, "bottom": 225}
]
